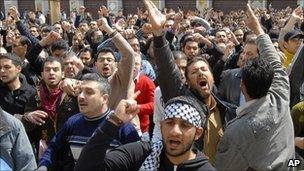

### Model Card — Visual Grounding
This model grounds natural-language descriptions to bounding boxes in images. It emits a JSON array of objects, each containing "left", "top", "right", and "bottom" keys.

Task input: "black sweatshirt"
[{"left": 75, "top": 120, "right": 215, "bottom": 171}]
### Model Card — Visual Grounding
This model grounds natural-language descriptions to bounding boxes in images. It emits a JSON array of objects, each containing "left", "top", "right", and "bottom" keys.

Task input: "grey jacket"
[
  {"left": 289, "top": 44, "right": 304, "bottom": 107},
  {"left": 215, "top": 34, "right": 295, "bottom": 170},
  {"left": 218, "top": 68, "right": 242, "bottom": 106},
  {"left": 0, "top": 107, "right": 37, "bottom": 170}
]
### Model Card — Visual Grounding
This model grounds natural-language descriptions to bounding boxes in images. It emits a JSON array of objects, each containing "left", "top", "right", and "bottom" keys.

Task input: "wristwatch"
[{"left": 108, "top": 113, "right": 124, "bottom": 126}]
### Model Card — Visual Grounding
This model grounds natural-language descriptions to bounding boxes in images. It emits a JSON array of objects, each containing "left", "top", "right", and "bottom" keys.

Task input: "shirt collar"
[
  {"left": 134, "top": 73, "right": 140, "bottom": 83},
  {"left": 209, "top": 95, "right": 217, "bottom": 111},
  {"left": 236, "top": 99, "right": 258, "bottom": 117},
  {"left": 84, "top": 108, "right": 112, "bottom": 121}
]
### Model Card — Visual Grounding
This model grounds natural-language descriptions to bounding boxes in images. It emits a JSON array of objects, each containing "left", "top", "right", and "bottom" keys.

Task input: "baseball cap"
[{"left": 284, "top": 29, "right": 304, "bottom": 42}]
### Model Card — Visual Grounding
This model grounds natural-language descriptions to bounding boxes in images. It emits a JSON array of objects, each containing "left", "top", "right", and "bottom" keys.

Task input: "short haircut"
[
  {"left": 245, "top": 36, "right": 257, "bottom": 45},
  {"left": 180, "top": 34, "right": 197, "bottom": 49},
  {"left": 185, "top": 56, "right": 211, "bottom": 80},
  {"left": 81, "top": 73, "right": 111, "bottom": 95},
  {"left": 97, "top": 48, "right": 116, "bottom": 61},
  {"left": 0, "top": 53, "right": 22, "bottom": 67},
  {"left": 51, "top": 40, "right": 69, "bottom": 52},
  {"left": 243, "top": 30, "right": 255, "bottom": 42},
  {"left": 216, "top": 29, "right": 227, "bottom": 34},
  {"left": 241, "top": 58, "right": 274, "bottom": 99},
  {"left": 79, "top": 47, "right": 93, "bottom": 55},
  {"left": 29, "top": 25, "right": 38, "bottom": 30},
  {"left": 19, "top": 36, "right": 32, "bottom": 50},
  {"left": 244, "top": 37, "right": 259, "bottom": 55},
  {"left": 126, "top": 36, "right": 138, "bottom": 43},
  {"left": 80, "top": 20, "right": 88, "bottom": 25},
  {"left": 41, "top": 26, "right": 53, "bottom": 33},
  {"left": 62, "top": 51, "right": 78, "bottom": 60},
  {"left": 172, "top": 51, "right": 187, "bottom": 60},
  {"left": 42, "top": 57, "right": 62, "bottom": 70}
]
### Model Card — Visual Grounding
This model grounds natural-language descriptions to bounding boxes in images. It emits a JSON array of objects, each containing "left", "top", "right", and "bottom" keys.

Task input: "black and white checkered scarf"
[{"left": 139, "top": 101, "right": 203, "bottom": 170}]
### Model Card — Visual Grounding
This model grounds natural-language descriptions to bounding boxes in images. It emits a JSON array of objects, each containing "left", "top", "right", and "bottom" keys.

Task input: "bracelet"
[
  {"left": 108, "top": 30, "right": 118, "bottom": 38},
  {"left": 108, "top": 113, "right": 124, "bottom": 126}
]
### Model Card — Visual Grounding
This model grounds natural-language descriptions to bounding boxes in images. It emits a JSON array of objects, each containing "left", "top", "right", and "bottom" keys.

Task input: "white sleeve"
[{"left": 151, "top": 87, "right": 165, "bottom": 143}]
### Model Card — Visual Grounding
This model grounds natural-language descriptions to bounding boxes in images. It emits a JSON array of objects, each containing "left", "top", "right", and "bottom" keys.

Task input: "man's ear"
[
  {"left": 16, "top": 65, "right": 22, "bottom": 72},
  {"left": 194, "top": 127, "right": 203, "bottom": 140},
  {"left": 101, "top": 94, "right": 109, "bottom": 104},
  {"left": 283, "top": 41, "right": 288, "bottom": 50}
]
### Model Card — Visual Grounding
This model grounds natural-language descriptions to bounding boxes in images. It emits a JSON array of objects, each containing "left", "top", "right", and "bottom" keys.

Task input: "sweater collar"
[{"left": 84, "top": 108, "right": 112, "bottom": 121}]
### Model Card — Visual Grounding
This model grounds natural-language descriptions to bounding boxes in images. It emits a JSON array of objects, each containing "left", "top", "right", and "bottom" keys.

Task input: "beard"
[
  {"left": 164, "top": 137, "right": 195, "bottom": 157},
  {"left": 2, "top": 74, "right": 19, "bottom": 84}
]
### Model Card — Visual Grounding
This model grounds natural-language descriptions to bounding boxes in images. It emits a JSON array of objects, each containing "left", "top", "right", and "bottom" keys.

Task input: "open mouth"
[
  {"left": 168, "top": 140, "right": 181, "bottom": 148},
  {"left": 49, "top": 77, "right": 56, "bottom": 81},
  {"left": 199, "top": 80, "right": 207, "bottom": 87},
  {"left": 199, "top": 79, "right": 209, "bottom": 89},
  {"left": 103, "top": 67, "right": 109, "bottom": 72}
]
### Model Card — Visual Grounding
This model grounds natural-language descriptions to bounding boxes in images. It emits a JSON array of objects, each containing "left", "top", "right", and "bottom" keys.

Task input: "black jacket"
[
  {"left": 22, "top": 87, "right": 79, "bottom": 144},
  {"left": 153, "top": 35, "right": 236, "bottom": 129},
  {"left": 0, "top": 75, "right": 35, "bottom": 115},
  {"left": 75, "top": 120, "right": 215, "bottom": 171},
  {"left": 218, "top": 68, "right": 242, "bottom": 107}
]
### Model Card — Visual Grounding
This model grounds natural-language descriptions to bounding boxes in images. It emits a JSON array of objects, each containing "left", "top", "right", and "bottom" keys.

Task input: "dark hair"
[
  {"left": 244, "top": 37, "right": 259, "bottom": 55},
  {"left": 0, "top": 53, "right": 22, "bottom": 67},
  {"left": 80, "top": 20, "right": 88, "bottom": 25},
  {"left": 216, "top": 29, "right": 226, "bottom": 34},
  {"left": 82, "top": 73, "right": 111, "bottom": 95},
  {"left": 97, "top": 48, "right": 116, "bottom": 61},
  {"left": 62, "top": 51, "right": 77, "bottom": 59},
  {"left": 241, "top": 58, "right": 274, "bottom": 99},
  {"left": 172, "top": 51, "right": 187, "bottom": 60},
  {"left": 29, "top": 25, "right": 38, "bottom": 29},
  {"left": 51, "top": 39, "right": 69, "bottom": 52},
  {"left": 53, "top": 21, "right": 61, "bottom": 26},
  {"left": 243, "top": 30, "right": 255, "bottom": 42},
  {"left": 185, "top": 56, "right": 211, "bottom": 80},
  {"left": 180, "top": 33, "right": 196, "bottom": 49},
  {"left": 41, "top": 26, "right": 53, "bottom": 33},
  {"left": 301, "top": 22, "right": 304, "bottom": 33},
  {"left": 19, "top": 36, "right": 32, "bottom": 51},
  {"left": 42, "top": 57, "right": 62, "bottom": 70},
  {"left": 79, "top": 47, "right": 93, "bottom": 55}
]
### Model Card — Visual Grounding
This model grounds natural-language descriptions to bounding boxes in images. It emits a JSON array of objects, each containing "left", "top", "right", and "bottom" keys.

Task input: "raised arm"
[
  {"left": 246, "top": 4, "right": 289, "bottom": 100},
  {"left": 97, "top": 17, "right": 135, "bottom": 108},
  {"left": 9, "top": 6, "right": 39, "bottom": 45},
  {"left": 144, "top": 0, "right": 184, "bottom": 103},
  {"left": 278, "top": 6, "right": 303, "bottom": 50},
  {"left": 25, "top": 31, "right": 61, "bottom": 75}
]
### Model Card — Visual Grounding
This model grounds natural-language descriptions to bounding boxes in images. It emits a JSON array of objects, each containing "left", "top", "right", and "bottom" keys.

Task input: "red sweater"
[{"left": 135, "top": 74, "right": 156, "bottom": 133}]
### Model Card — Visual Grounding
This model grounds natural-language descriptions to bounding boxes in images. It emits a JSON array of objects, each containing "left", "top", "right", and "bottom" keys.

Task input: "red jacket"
[{"left": 135, "top": 74, "right": 156, "bottom": 133}]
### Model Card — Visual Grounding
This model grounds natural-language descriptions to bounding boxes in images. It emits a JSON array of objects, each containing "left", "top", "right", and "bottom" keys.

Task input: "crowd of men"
[{"left": 0, "top": 0, "right": 303, "bottom": 170}]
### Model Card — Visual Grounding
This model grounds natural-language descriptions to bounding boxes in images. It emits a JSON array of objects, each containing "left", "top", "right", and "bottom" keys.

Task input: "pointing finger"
[{"left": 132, "top": 90, "right": 141, "bottom": 100}]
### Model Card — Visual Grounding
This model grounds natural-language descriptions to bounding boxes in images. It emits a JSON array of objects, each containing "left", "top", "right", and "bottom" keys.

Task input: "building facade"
[{"left": 0, "top": 0, "right": 301, "bottom": 19}]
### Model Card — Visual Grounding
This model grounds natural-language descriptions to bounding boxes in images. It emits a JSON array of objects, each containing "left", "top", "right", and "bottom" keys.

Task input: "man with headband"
[{"left": 75, "top": 95, "right": 215, "bottom": 171}]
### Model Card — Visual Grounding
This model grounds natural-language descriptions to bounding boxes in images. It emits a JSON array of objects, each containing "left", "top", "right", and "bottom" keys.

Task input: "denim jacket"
[{"left": 0, "top": 107, "right": 37, "bottom": 170}]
